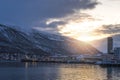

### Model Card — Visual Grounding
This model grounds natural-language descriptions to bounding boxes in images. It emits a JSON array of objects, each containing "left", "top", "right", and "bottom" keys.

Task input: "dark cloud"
[
  {"left": 33, "top": 20, "right": 66, "bottom": 34},
  {"left": 0, "top": 0, "right": 99, "bottom": 30},
  {"left": 97, "top": 24, "right": 120, "bottom": 34},
  {"left": 24, "top": 0, "right": 99, "bottom": 18},
  {"left": 34, "top": 12, "right": 98, "bottom": 33}
]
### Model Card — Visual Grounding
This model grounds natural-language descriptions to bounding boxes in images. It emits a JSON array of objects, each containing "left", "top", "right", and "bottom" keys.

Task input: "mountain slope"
[
  {"left": 33, "top": 30, "right": 101, "bottom": 55},
  {"left": 0, "top": 24, "right": 49, "bottom": 56},
  {"left": 0, "top": 24, "right": 102, "bottom": 56}
]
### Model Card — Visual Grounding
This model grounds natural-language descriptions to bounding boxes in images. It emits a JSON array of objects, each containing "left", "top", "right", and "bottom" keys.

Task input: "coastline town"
[{"left": 0, "top": 37, "right": 120, "bottom": 66}]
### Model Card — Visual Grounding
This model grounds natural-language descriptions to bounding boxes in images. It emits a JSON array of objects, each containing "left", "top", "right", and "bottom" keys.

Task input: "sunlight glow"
[{"left": 58, "top": 20, "right": 110, "bottom": 42}]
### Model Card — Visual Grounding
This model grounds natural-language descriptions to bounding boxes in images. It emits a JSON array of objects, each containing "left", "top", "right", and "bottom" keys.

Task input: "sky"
[{"left": 0, "top": 0, "right": 120, "bottom": 53}]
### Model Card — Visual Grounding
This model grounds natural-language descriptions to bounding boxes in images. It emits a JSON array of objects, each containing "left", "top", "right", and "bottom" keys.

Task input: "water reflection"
[
  {"left": 58, "top": 64, "right": 107, "bottom": 80},
  {"left": 0, "top": 63, "right": 120, "bottom": 80},
  {"left": 106, "top": 67, "right": 120, "bottom": 80},
  {"left": 107, "top": 67, "right": 112, "bottom": 80}
]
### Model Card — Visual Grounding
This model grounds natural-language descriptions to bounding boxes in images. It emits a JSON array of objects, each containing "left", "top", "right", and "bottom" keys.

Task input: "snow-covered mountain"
[
  {"left": 0, "top": 24, "right": 49, "bottom": 56},
  {"left": 0, "top": 24, "right": 102, "bottom": 56}
]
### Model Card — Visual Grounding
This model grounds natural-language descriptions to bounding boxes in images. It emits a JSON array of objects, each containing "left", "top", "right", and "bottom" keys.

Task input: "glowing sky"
[
  {"left": 84, "top": 0, "right": 120, "bottom": 25},
  {"left": 45, "top": 0, "right": 120, "bottom": 52},
  {"left": 0, "top": 0, "right": 120, "bottom": 52},
  {"left": 57, "top": 0, "right": 120, "bottom": 42}
]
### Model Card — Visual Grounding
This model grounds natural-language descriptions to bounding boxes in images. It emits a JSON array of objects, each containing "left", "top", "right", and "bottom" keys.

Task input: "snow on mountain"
[{"left": 0, "top": 24, "right": 102, "bottom": 56}]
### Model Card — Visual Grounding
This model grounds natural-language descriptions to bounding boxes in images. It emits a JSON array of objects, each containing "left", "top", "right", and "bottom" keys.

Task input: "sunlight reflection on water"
[{"left": 0, "top": 63, "right": 120, "bottom": 80}]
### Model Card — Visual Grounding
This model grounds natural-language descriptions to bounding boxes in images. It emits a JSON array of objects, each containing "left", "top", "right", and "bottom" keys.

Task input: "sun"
[
  {"left": 77, "top": 34, "right": 98, "bottom": 42},
  {"left": 58, "top": 20, "right": 109, "bottom": 42},
  {"left": 77, "top": 34, "right": 109, "bottom": 42}
]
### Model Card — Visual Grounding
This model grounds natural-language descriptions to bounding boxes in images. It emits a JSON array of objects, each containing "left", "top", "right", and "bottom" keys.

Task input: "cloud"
[
  {"left": 34, "top": 12, "right": 99, "bottom": 34},
  {"left": 46, "top": 13, "right": 96, "bottom": 24},
  {"left": 0, "top": 0, "right": 99, "bottom": 31},
  {"left": 24, "top": 0, "right": 99, "bottom": 19},
  {"left": 95, "top": 24, "right": 120, "bottom": 35}
]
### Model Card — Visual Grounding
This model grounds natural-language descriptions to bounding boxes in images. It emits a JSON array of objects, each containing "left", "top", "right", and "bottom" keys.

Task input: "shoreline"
[{"left": 1, "top": 60, "right": 120, "bottom": 67}]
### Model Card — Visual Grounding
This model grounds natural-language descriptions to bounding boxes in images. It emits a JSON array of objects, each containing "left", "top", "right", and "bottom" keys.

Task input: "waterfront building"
[
  {"left": 107, "top": 37, "right": 113, "bottom": 54},
  {"left": 114, "top": 47, "right": 120, "bottom": 60}
]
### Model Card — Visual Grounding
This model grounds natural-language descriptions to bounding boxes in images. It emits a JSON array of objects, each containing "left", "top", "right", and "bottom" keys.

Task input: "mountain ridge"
[{"left": 0, "top": 24, "right": 102, "bottom": 56}]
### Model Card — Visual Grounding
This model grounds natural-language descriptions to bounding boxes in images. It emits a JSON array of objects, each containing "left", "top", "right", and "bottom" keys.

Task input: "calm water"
[{"left": 0, "top": 62, "right": 120, "bottom": 80}]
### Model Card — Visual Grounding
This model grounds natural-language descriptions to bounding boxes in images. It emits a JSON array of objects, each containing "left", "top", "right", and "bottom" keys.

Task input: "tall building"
[{"left": 107, "top": 37, "right": 113, "bottom": 54}]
